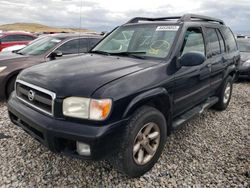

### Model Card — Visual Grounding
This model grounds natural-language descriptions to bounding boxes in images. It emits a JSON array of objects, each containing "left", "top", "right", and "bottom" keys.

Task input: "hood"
[
  {"left": 19, "top": 54, "right": 159, "bottom": 97},
  {"left": 240, "top": 52, "right": 250, "bottom": 62},
  {"left": 0, "top": 52, "right": 29, "bottom": 65}
]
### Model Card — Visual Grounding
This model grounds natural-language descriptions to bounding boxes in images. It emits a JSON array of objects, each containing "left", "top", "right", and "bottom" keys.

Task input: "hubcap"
[
  {"left": 133, "top": 122, "right": 160, "bottom": 165},
  {"left": 223, "top": 83, "right": 231, "bottom": 104}
]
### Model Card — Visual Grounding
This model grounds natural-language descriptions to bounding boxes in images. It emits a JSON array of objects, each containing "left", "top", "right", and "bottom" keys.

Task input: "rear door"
[
  {"left": 173, "top": 27, "right": 211, "bottom": 117},
  {"left": 204, "top": 27, "right": 225, "bottom": 92}
]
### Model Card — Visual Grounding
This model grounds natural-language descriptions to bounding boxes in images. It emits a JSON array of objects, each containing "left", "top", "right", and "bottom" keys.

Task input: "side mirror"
[
  {"left": 50, "top": 51, "right": 63, "bottom": 59},
  {"left": 180, "top": 51, "right": 206, "bottom": 66}
]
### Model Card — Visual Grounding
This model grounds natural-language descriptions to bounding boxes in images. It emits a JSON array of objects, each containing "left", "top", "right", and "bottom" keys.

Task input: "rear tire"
[
  {"left": 213, "top": 76, "right": 233, "bottom": 111},
  {"left": 6, "top": 76, "right": 17, "bottom": 99},
  {"left": 109, "top": 106, "right": 167, "bottom": 178}
]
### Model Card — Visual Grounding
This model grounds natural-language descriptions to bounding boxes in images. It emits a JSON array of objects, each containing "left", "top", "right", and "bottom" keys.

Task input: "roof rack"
[{"left": 126, "top": 14, "right": 225, "bottom": 25}]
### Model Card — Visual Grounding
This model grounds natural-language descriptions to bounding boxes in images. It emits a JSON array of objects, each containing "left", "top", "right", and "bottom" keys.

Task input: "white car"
[{"left": 1, "top": 44, "right": 26, "bottom": 53}]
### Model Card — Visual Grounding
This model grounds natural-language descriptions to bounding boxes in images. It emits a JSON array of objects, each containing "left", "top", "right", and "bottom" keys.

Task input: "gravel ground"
[{"left": 0, "top": 82, "right": 249, "bottom": 187}]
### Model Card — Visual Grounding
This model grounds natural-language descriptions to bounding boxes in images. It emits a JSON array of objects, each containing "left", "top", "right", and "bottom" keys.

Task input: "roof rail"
[
  {"left": 180, "top": 14, "right": 225, "bottom": 25},
  {"left": 126, "top": 16, "right": 182, "bottom": 24},
  {"left": 126, "top": 14, "right": 225, "bottom": 25}
]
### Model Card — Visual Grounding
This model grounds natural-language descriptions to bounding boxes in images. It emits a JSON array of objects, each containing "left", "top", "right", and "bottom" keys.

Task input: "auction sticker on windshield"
[{"left": 156, "top": 26, "right": 179, "bottom": 31}]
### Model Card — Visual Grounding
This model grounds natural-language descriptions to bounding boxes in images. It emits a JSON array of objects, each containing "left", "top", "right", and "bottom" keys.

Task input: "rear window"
[
  {"left": 0, "top": 34, "right": 34, "bottom": 42},
  {"left": 221, "top": 27, "right": 237, "bottom": 52},
  {"left": 206, "top": 28, "right": 220, "bottom": 56}
]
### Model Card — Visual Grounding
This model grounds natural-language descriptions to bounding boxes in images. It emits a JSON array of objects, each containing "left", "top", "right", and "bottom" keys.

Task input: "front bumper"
[
  {"left": 8, "top": 93, "right": 128, "bottom": 160},
  {"left": 238, "top": 66, "right": 250, "bottom": 78}
]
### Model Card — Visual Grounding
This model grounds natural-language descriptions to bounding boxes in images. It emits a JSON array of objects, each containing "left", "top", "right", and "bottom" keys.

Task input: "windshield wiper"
[
  {"left": 109, "top": 51, "right": 146, "bottom": 59},
  {"left": 90, "top": 50, "right": 111, "bottom": 56}
]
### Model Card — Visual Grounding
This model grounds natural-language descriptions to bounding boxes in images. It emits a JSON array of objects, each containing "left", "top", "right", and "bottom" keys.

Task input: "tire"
[
  {"left": 6, "top": 76, "right": 17, "bottom": 99},
  {"left": 213, "top": 76, "right": 233, "bottom": 111},
  {"left": 109, "top": 106, "right": 167, "bottom": 178}
]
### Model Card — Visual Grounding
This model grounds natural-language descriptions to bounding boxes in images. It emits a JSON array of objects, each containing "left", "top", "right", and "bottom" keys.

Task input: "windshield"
[
  {"left": 92, "top": 24, "right": 179, "bottom": 58},
  {"left": 237, "top": 40, "right": 250, "bottom": 52},
  {"left": 18, "top": 36, "right": 62, "bottom": 55}
]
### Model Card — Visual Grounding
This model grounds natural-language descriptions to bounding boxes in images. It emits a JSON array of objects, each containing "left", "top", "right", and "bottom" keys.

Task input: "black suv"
[{"left": 8, "top": 14, "right": 240, "bottom": 177}]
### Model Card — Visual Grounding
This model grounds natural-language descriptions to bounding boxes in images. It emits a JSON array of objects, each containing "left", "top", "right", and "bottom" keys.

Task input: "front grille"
[{"left": 16, "top": 80, "right": 56, "bottom": 116}]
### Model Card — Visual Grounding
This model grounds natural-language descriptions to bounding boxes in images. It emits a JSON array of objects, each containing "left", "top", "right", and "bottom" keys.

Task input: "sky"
[{"left": 0, "top": 0, "right": 250, "bottom": 32}]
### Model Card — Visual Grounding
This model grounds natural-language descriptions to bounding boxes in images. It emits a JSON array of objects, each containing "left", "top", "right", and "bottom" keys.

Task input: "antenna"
[{"left": 78, "top": 0, "right": 83, "bottom": 54}]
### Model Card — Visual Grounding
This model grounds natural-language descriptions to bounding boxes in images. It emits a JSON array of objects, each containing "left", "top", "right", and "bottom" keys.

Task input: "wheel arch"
[
  {"left": 3, "top": 70, "right": 21, "bottom": 99},
  {"left": 122, "top": 87, "right": 173, "bottom": 134}
]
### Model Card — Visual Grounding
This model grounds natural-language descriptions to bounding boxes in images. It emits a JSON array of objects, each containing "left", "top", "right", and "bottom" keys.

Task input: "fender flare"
[{"left": 122, "top": 87, "right": 172, "bottom": 119}]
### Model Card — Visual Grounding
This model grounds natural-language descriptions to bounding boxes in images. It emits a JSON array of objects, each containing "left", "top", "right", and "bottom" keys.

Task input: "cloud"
[{"left": 0, "top": 0, "right": 249, "bottom": 32}]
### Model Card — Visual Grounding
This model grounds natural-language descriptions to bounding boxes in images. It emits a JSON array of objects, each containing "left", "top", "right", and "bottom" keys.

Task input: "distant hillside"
[{"left": 0, "top": 23, "right": 92, "bottom": 33}]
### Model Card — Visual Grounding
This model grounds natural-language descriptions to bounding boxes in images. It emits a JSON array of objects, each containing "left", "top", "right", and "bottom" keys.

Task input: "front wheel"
[
  {"left": 109, "top": 106, "right": 167, "bottom": 178},
  {"left": 213, "top": 76, "right": 233, "bottom": 111}
]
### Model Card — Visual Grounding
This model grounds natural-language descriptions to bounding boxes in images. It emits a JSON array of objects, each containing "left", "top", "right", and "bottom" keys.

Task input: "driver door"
[{"left": 173, "top": 27, "right": 211, "bottom": 117}]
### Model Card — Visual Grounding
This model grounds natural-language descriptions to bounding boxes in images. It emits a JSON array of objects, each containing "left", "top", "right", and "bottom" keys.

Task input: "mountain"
[{"left": 0, "top": 23, "right": 92, "bottom": 33}]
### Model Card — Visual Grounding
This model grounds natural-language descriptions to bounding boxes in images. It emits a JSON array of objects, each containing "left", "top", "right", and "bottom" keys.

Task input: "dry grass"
[{"left": 0, "top": 23, "right": 92, "bottom": 33}]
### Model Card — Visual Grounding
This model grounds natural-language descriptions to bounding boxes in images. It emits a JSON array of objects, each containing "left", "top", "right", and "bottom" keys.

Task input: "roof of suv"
[{"left": 124, "top": 14, "right": 225, "bottom": 26}]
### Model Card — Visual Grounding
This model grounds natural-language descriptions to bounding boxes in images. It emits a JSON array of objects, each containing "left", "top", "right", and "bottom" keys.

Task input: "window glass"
[
  {"left": 89, "top": 38, "right": 101, "bottom": 49},
  {"left": 18, "top": 37, "right": 62, "bottom": 55},
  {"left": 237, "top": 40, "right": 250, "bottom": 52},
  {"left": 217, "top": 30, "right": 225, "bottom": 52},
  {"left": 1, "top": 35, "right": 35, "bottom": 42},
  {"left": 93, "top": 24, "right": 179, "bottom": 58},
  {"left": 1, "top": 35, "right": 17, "bottom": 42},
  {"left": 56, "top": 38, "right": 88, "bottom": 54},
  {"left": 206, "top": 28, "right": 221, "bottom": 56},
  {"left": 221, "top": 27, "right": 237, "bottom": 52},
  {"left": 19, "top": 35, "right": 35, "bottom": 41},
  {"left": 181, "top": 28, "right": 205, "bottom": 55}
]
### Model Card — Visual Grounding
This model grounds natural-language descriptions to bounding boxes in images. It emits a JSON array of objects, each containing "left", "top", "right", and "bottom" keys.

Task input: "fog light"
[{"left": 76, "top": 142, "right": 91, "bottom": 156}]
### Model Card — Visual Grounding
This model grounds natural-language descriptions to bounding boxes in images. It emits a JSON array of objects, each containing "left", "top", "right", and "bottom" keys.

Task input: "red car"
[{"left": 0, "top": 32, "right": 36, "bottom": 52}]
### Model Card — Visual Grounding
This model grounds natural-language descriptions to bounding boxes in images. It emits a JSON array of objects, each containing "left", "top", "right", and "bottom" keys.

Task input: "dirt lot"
[{"left": 0, "top": 82, "right": 249, "bottom": 187}]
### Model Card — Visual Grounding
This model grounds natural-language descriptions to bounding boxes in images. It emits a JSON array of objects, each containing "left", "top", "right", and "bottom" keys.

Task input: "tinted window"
[
  {"left": 217, "top": 30, "right": 225, "bottom": 52},
  {"left": 18, "top": 35, "right": 35, "bottom": 41},
  {"left": 1, "top": 34, "right": 34, "bottom": 42},
  {"left": 181, "top": 28, "right": 205, "bottom": 55},
  {"left": 89, "top": 38, "right": 101, "bottom": 49},
  {"left": 221, "top": 27, "right": 237, "bottom": 52},
  {"left": 1, "top": 35, "right": 17, "bottom": 42},
  {"left": 206, "top": 28, "right": 220, "bottom": 56},
  {"left": 57, "top": 38, "right": 88, "bottom": 54}
]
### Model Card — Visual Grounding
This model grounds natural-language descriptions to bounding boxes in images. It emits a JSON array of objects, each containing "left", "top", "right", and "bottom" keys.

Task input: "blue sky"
[{"left": 0, "top": 0, "right": 250, "bottom": 32}]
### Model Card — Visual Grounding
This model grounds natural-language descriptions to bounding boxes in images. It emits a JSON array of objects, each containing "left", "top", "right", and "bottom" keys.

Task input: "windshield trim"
[{"left": 91, "top": 23, "right": 182, "bottom": 61}]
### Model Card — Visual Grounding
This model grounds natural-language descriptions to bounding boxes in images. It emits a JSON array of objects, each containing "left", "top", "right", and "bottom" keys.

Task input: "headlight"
[
  {"left": 242, "top": 59, "right": 250, "bottom": 67},
  {"left": 0, "top": 66, "right": 7, "bottom": 73},
  {"left": 63, "top": 97, "right": 112, "bottom": 120}
]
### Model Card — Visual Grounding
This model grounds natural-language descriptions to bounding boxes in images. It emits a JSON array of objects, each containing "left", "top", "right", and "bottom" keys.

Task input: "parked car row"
[{"left": 0, "top": 33, "right": 102, "bottom": 99}]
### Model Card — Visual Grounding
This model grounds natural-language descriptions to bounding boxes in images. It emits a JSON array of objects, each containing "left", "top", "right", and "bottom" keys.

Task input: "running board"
[{"left": 172, "top": 97, "right": 219, "bottom": 130}]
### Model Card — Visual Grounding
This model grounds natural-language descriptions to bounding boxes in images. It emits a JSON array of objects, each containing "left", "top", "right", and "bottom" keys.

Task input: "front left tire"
[{"left": 109, "top": 106, "right": 167, "bottom": 178}]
